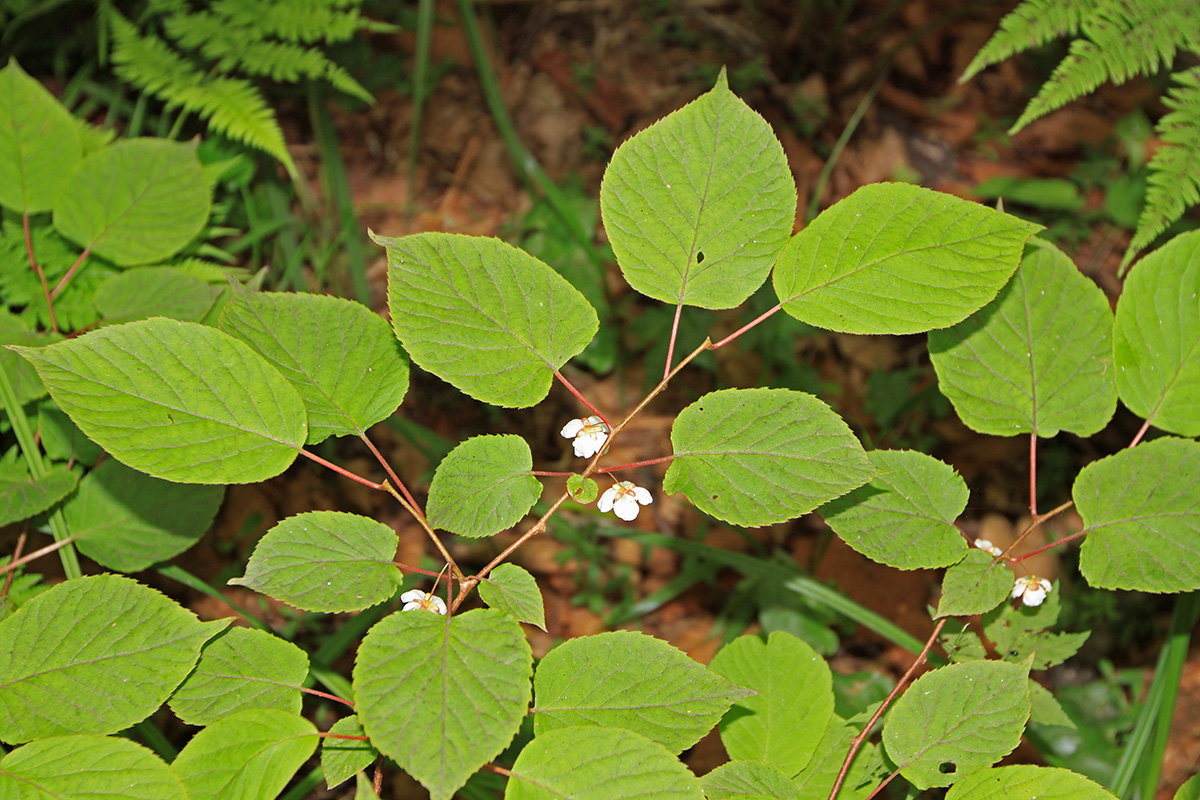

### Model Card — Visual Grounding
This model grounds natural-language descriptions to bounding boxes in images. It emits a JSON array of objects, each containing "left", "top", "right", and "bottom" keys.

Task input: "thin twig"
[
  {"left": 554, "top": 369, "right": 611, "bottom": 429},
  {"left": 0, "top": 535, "right": 78, "bottom": 576},
  {"left": 663, "top": 302, "right": 683, "bottom": 380},
  {"left": 1029, "top": 432, "right": 1038, "bottom": 517},
  {"left": 359, "top": 432, "right": 423, "bottom": 516},
  {"left": 710, "top": 302, "right": 782, "bottom": 350},
  {"left": 2, "top": 533, "right": 26, "bottom": 598},
  {"left": 24, "top": 213, "right": 58, "bottom": 333}
]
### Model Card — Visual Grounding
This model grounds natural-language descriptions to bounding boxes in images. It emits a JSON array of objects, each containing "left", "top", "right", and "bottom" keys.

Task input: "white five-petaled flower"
[
  {"left": 1011, "top": 576, "right": 1052, "bottom": 607},
  {"left": 561, "top": 415, "right": 609, "bottom": 459},
  {"left": 401, "top": 589, "right": 447, "bottom": 615},
  {"left": 597, "top": 480, "right": 653, "bottom": 522},
  {"left": 974, "top": 538, "right": 1003, "bottom": 558}
]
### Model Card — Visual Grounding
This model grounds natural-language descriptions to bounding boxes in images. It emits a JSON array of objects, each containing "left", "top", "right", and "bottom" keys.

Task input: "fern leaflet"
[{"left": 960, "top": 0, "right": 1093, "bottom": 82}]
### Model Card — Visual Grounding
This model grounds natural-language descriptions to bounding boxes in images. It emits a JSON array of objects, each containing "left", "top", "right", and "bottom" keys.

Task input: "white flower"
[
  {"left": 1011, "top": 576, "right": 1052, "bottom": 607},
  {"left": 597, "top": 480, "right": 653, "bottom": 521},
  {"left": 401, "top": 589, "right": 447, "bottom": 615},
  {"left": 561, "top": 415, "right": 609, "bottom": 458},
  {"left": 974, "top": 538, "right": 1003, "bottom": 557}
]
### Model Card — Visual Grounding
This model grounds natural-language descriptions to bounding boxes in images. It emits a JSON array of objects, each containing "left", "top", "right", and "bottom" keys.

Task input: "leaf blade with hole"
[{"left": 599, "top": 69, "right": 796, "bottom": 309}]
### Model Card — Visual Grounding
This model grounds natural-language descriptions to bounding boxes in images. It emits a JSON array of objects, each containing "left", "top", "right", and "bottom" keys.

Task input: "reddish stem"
[
  {"left": 359, "top": 432, "right": 423, "bottom": 516},
  {"left": 300, "top": 686, "right": 354, "bottom": 707},
  {"left": 1012, "top": 528, "right": 1088, "bottom": 562},
  {"left": 484, "top": 764, "right": 513, "bottom": 777},
  {"left": 0, "top": 535, "right": 78, "bottom": 576},
  {"left": 1029, "top": 432, "right": 1038, "bottom": 517},
  {"left": 663, "top": 302, "right": 683, "bottom": 380},
  {"left": 299, "top": 449, "right": 385, "bottom": 490},
  {"left": 1129, "top": 418, "right": 1152, "bottom": 448},
  {"left": 50, "top": 246, "right": 91, "bottom": 300},
  {"left": 828, "top": 618, "right": 947, "bottom": 800},
  {"left": 2, "top": 533, "right": 26, "bottom": 599},
  {"left": 595, "top": 455, "right": 675, "bottom": 473},
  {"left": 395, "top": 562, "right": 445, "bottom": 578},
  {"left": 710, "top": 302, "right": 783, "bottom": 350},
  {"left": 530, "top": 470, "right": 573, "bottom": 477},
  {"left": 24, "top": 213, "right": 58, "bottom": 333},
  {"left": 553, "top": 369, "right": 611, "bottom": 429},
  {"left": 322, "top": 732, "right": 369, "bottom": 741}
]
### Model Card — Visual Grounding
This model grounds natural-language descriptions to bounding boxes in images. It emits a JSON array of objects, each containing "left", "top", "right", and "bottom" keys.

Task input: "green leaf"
[
  {"left": 321, "top": 715, "right": 377, "bottom": 790},
  {"left": 945, "top": 765, "right": 1118, "bottom": 799},
  {"left": 12, "top": 318, "right": 307, "bottom": 483},
  {"left": 533, "top": 630, "right": 748, "bottom": 754},
  {"left": 0, "top": 310, "right": 59, "bottom": 404},
  {"left": 0, "top": 574, "right": 225, "bottom": 742},
  {"left": 376, "top": 232, "right": 598, "bottom": 408},
  {"left": 710, "top": 631, "right": 835, "bottom": 777},
  {"left": 0, "top": 58, "right": 82, "bottom": 213},
  {"left": 702, "top": 760, "right": 800, "bottom": 800},
  {"left": 773, "top": 183, "right": 1041, "bottom": 334},
  {"left": 791, "top": 716, "right": 886, "bottom": 800},
  {"left": 1029, "top": 682, "right": 1076, "bottom": 729},
  {"left": 230, "top": 511, "right": 402, "bottom": 612},
  {"left": 354, "top": 608, "right": 532, "bottom": 800},
  {"left": 1175, "top": 772, "right": 1200, "bottom": 800},
  {"left": 983, "top": 591, "right": 1089, "bottom": 670},
  {"left": 665, "top": 388, "right": 872, "bottom": 527},
  {"left": 568, "top": 474, "right": 599, "bottom": 503},
  {"left": 0, "top": 466, "right": 77, "bottom": 527},
  {"left": 599, "top": 69, "right": 795, "bottom": 309},
  {"left": 169, "top": 627, "right": 309, "bottom": 726},
  {"left": 820, "top": 449, "right": 968, "bottom": 570},
  {"left": 1113, "top": 230, "right": 1200, "bottom": 436},
  {"left": 54, "top": 138, "right": 211, "bottom": 266},
  {"left": 218, "top": 288, "right": 409, "bottom": 445},
  {"left": 1075, "top": 437, "right": 1200, "bottom": 592},
  {"left": 506, "top": 725, "right": 705, "bottom": 800},
  {"left": 426, "top": 435, "right": 542, "bottom": 538},
  {"left": 0, "top": 734, "right": 187, "bottom": 799},
  {"left": 171, "top": 708, "right": 318, "bottom": 800},
  {"left": 935, "top": 550, "right": 1014, "bottom": 618},
  {"left": 929, "top": 239, "right": 1117, "bottom": 436},
  {"left": 64, "top": 458, "right": 224, "bottom": 572},
  {"left": 882, "top": 659, "right": 1031, "bottom": 789},
  {"left": 37, "top": 402, "right": 103, "bottom": 466},
  {"left": 479, "top": 563, "right": 546, "bottom": 630},
  {"left": 940, "top": 621, "right": 987, "bottom": 663},
  {"left": 94, "top": 267, "right": 221, "bottom": 324}
]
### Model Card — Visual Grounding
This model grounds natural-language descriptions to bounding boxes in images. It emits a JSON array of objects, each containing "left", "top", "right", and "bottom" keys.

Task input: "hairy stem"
[
  {"left": 664, "top": 301, "right": 683, "bottom": 380},
  {"left": 710, "top": 302, "right": 782, "bottom": 350},
  {"left": 829, "top": 618, "right": 947, "bottom": 800}
]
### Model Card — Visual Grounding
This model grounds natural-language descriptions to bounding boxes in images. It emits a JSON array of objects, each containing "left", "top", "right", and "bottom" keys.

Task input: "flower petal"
[
  {"left": 613, "top": 495, "right": 640, "bottom": 521},
  {"left": 561, "top": 419, "right": 584, "bottom": 438},
  {"left": 597, "top": 487, "right": 617, "bottom": 513},
  {"left": 632, "top": 487, "right": 653, "bottom": 505}
]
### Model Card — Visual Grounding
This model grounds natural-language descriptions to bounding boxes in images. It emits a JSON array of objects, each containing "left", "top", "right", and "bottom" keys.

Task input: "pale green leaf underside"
[
  {"left": 0, "top": 735, "right": 187, "bottom": 800},
  {"left": 65, "top": 458, "right": 224, "bottom": 572},
  {"left": 0, "top": 59, "right": 82, "bottom": 213},
  {"left": 427, "top": 435, "right": 542, "bottom": 538},
  {"left": 1075, "top": 437, "right": 1200, "bottom": 592},
  {"left": 702, "top": 760, "right": 799, "bottom": 800},
  {"left": 0, "top": 574, "right": 224, "bottom": 742},
  {"left": 354, "top": 609, "right": 532, "bottom": 800},
  {"left": 230, "top": 511, "right": 401, "bottom": 613},
  {"left": 506, "top": 726, "right": 705, "bottom": 800},
  {"left": 0, "top": 466, "right": 76, "bottom": 527},
  {"left": 821, "top": 449, "right": 968, "bottom": 570},
  {"left": 945, "top": 765, "right": 1118, "bottom": 800},
  {"left": 533, "top": 630, "right": 747, "bottom": 754},
  {"left": 169, "top": 627, "right": 309, "bottom": 726},
  {"left": 171, "top": 709, "right": 317, "bottom": 800},
  {"left": 479, "top": 563, "right": 546, "bottom": 630},
  {"left": 665, "top": 388, "right": 873, "bottom": 527},
  {"left": 929, "top": 238, "right": 1116, "bottom": 437},
  {"left": 13, "top": 318, "right": 307, "bottom": 484},
  {"left": 53, "top": 138, "right": 211, "bottom": 266},
  {"left": 1113, "top": 230, "right": 1200, "bottom": 436},
  {"left": 94, "top": 267, "right": 221, "bottom": 324},
  {"left": 773, "top": 183, "right": 1041, "bottom": 334},
  {"left": 219, "top": 288, "right": 409, "bottom": 445},
  {"left": 321, "top": 715, "right": 376, "bottom": 790},
  {"left": 377, "top": 232, "right": 598, "bottom": 408},
  {"left": 599, "top": 70, "right": 796, "bottom": 309},
  {"left": 935, "top": 550, "right": 1014, "bottom": 618},
  {"left": 710, "top": 631, "right": 834, "bottom": 777},
  {"left": 883, "top": 660, "right": 1031, "bottom": 789}
]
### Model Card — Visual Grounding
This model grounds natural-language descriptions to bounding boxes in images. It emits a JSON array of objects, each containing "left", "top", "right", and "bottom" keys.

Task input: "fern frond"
[
  {"left": 960, "top": 0, "right": 1093, "bottom": 82},
  {"left": 108, "top": 11, "right": 296, "bottom": 176},
  {"left": 1126, "top": 66, "right": 1200, "bottom": 265},
  {"left": 1011, "top": 0, "right": 1200, "bottom": 131},
  {"left": 210, "top": 0, "right": 364, "bottom": 44}
]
